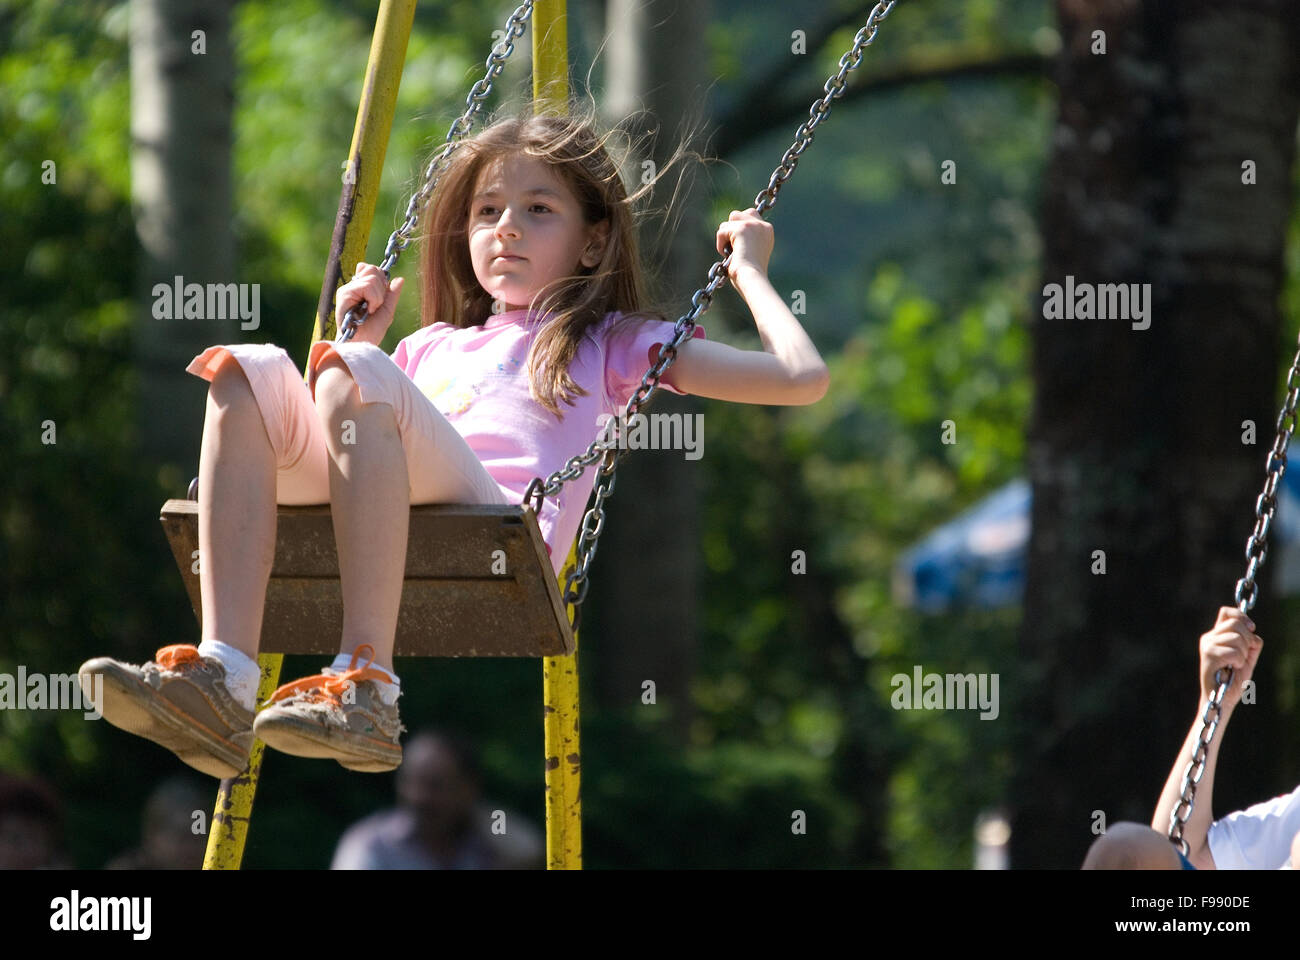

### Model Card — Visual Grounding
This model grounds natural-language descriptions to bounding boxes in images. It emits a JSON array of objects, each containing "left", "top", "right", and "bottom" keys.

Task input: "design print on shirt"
[
  {"left": 420, "top": 373, "right": 480, "bottom": 418},
  {"left": 496, "top": 354, "right": 523, "bottom": 374}
]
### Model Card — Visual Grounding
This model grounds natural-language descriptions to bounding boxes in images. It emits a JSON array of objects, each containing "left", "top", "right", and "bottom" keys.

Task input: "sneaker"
[
  {"left": 252, "top": 644, "right": 405, "bottom": 773},
  {"left": 78, "top": 645, "right": 254, "bottom": 780}
]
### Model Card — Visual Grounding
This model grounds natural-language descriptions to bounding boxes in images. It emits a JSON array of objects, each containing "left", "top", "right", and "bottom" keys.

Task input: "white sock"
[
  {"left": 196, "top": 639, "right": 259, "bottom": 711},
  {"left": 328, "top": 653, "right": 400, "bottom": 706}
]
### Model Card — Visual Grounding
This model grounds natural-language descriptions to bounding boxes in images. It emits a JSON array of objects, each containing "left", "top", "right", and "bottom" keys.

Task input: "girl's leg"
[
  {"left": 249, "top": 341, "right": 505, "bottom": 771},
  {"left": 198, "top": 356, "right": 277, "bottom": 662},
  {"left": 313, "top": 354, "right": 409, "bottom": 674},
  {"left": 78, "top": 347, "right": 290, "bottom": 779}
]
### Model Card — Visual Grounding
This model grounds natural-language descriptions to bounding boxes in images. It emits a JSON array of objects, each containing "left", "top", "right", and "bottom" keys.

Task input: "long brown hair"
[{"left": 417, "top": 95, "right": 704, "bottom": 419}]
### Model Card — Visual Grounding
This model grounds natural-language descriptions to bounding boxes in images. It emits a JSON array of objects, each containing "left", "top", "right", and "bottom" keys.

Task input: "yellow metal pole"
[
  {"left": 532, "top": 0, "right": 569, "bottom": 114},
  {"left": 203, "top": 0, "right": 419, "bottom": 870},
  {"left": 311, "top": 0, "right": 420, "bottom": 345},
  {"left": 534, "top": 0, "right": 582, "bottom": 871},
  {"left": 203, "top": 657, "right": 282, "bottom": 869},
  {"left": 546, "top": 545, "right": 583, "bottom": 870}
]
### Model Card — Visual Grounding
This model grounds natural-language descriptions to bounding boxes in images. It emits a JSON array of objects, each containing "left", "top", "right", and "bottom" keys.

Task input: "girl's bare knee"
[
  {"left": 209, "top": 353, "right": 255, "bottom": 403},
  {"left": 314, "top": 354, "right": 360, "bottom": 411}
]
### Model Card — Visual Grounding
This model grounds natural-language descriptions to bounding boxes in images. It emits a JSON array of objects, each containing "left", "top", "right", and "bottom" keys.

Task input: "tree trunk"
[
  {"left": 1011, "top": 0, "right": 1300, "bottom": 867},
  {"left": 130, "top": 0, "right": 236, "bottom": 470},
  {"left": 589, "top": 0, "right": 711, "bottom": 741}
]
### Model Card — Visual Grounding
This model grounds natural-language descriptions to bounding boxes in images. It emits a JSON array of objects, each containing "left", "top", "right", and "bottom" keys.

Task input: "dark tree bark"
[
  {"left": 1011, "top": 0, "right": 1300, "bottom": 867},
  {"left": 130, "top": 0, "right": 236, "bottom": 469},
  {"left": 588, "top": 0, "right": 711, "bottom": 741}
]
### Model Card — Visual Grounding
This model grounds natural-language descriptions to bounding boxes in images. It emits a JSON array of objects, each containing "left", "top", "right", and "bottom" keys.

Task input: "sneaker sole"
[
  {"left": 80, "top": 658, "right": 249, "bottom": 780},
  {"left": 253, "top": 711, "right": 401, "bottom": 773}
]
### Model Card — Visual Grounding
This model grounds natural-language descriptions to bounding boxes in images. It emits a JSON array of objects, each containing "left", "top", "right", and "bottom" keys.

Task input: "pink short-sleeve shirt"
[{"left": 390, "top": 309, "right": 707, "bottom": 575}]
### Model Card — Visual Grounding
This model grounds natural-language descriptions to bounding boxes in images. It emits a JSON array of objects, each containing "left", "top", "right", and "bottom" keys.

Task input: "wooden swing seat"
[{"left": 159, "top": 499, "right": 575, "bottom": 658}]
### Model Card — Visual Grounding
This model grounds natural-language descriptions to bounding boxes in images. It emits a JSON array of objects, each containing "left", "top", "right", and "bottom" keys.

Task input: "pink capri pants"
[{"left": 185, "top": 341, "right": 511, "bottom": 508}]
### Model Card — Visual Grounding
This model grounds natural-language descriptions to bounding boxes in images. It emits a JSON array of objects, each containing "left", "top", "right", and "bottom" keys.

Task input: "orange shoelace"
[
  {"left": 155, "top": 644, "right": 202, "bottom": 669},
  {"left": 265, "top": 643, "right": 391, "bottom": 706}
]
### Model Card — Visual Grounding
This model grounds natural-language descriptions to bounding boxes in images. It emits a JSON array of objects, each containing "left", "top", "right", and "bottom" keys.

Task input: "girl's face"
[{"left": 467, "top": 152, "right": 609, "bottom": 312}]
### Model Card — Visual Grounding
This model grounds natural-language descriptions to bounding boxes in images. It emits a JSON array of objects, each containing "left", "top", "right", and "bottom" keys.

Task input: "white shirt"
[{"left": 1206, "top": 784, "right": 1300, "bottom": 869}]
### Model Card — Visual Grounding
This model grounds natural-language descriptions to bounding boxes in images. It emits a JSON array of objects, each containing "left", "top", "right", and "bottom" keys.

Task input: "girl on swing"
[{"left": 79, "top": 102, "right": 830, "bottom": 777}]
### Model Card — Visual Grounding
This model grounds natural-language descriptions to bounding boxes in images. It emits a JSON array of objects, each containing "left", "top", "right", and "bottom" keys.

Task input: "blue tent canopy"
[
  {"left": 893, "top": 479, "right": 1030, "bottom": 613},
  {"left": 894, "top": 471, "right": 1300, "bottom": 613}
]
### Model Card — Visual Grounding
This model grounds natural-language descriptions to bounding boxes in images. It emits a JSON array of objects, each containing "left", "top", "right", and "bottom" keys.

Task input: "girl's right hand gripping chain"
[
  {"left": 336, "top": 262, "right": 405, "bottom": 346},
  {"left": 1199, "top": 606, "right": 1262, "bottom": 712},
  {"left": 715, "top": 207, "right": 774, "bottom": 286}
]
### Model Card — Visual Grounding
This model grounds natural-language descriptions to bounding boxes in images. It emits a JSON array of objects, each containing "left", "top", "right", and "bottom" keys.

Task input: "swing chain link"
[
  {"left": 336, "top": 1, "right": 536, "bottom": 343},
  {"left": 523, "top": 0, "right": 900, "bottom": 620},
  {"left": 1168, "top": 328, "right": 1300, "bottom": 855}
]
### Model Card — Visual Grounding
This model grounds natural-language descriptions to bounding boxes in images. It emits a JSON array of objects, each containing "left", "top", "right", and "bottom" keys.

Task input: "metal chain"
[
  {"left": 1167, "top": 330, "right": 1300, "bottom": 855},
  {"left": 522, "top": 0, "right": 900, "bottom": 625},
  {"left": 335, "top": 1, "right": 537, "bottom": 343}
]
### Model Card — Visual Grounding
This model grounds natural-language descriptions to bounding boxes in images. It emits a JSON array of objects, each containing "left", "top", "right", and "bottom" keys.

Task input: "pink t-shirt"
[{"left": 390, "top": 309, "right": 707, "bottom": 576}]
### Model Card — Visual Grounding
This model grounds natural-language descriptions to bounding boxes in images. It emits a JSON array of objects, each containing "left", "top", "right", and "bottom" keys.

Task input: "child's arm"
[
  {"left": 659, "top": 209, "right": 830, "bottom": 406},
  {"left": 1150, "top": 606, "right": 1262, "bottom": 868}
]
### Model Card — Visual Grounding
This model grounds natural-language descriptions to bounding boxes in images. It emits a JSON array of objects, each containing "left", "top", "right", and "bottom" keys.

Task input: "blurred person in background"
[
  {"left": 105, "top": 774, "right": 208, "bottom": 869},
  {"left": 0, "top": 772, "right": 72, "bottom": 869},
  {"left": 332, "top": 729, "right": 543, "bottom": 869}
]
